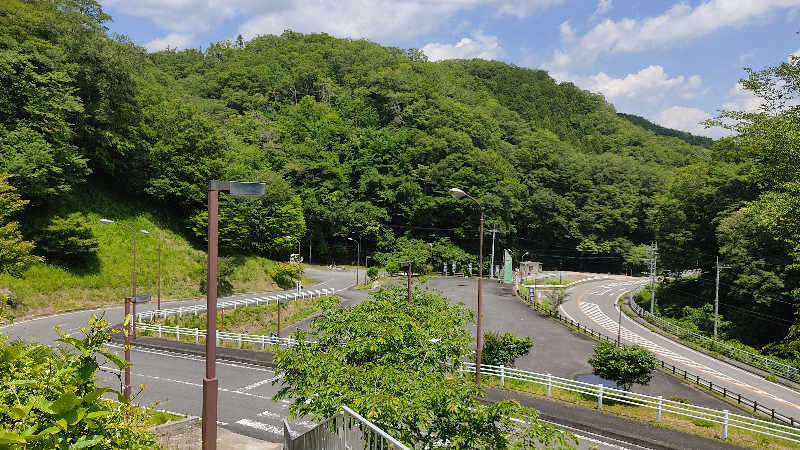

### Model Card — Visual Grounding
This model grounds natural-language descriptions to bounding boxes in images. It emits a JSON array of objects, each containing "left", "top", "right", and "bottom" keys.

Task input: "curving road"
[{"left": 559, "top": 276, "right": 800, "bottom": 421}]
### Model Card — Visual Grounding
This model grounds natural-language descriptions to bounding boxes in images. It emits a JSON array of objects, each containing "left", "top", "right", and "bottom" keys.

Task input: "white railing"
[
  {"left": 135, "top": 323, "right": 299, "bottom": 349},
  {"left": 629, "top": 301, "right": 800, "bottom": 382},
  {"left": 284, "top": 406, "right": 409, "bottom": 450},
  {"left": 461, "top": 362, "right": 800, "bottom": 443},
  {"left": 136, "top": 288, "right": 336, "bottom": 322}
]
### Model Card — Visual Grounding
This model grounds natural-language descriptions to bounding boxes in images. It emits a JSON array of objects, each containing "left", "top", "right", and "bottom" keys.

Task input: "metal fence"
[
  {"left": 135, "top": 288, "right": 336, "bottom": 322},
  {"left": 462, "top": 362, "right": 800, "bottom": 443},
  {"left": 284, "top": 406, "right": 409, "bottom": 450},
  {"left": 629, "top": 300, "right": 800, "bottom": 382},
  {"left": 135, "top": 322, "right": 299, "bottom": 349},
  {"left": 522, "top": 296, "right": 800, "bottom": 426}
]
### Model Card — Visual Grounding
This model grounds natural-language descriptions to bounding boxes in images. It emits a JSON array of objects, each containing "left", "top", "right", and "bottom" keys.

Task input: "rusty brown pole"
[
  {"left": 203, "top": 188, "right": 219, "bottom": 450},
  {"left": 132, "top": 230, "right": 137, "bottom": 297},
  {"left": 157, "top": 236, "right": 162, "bottom": 311},
  {"left": 132, "top": 299, "right": 137, "bottom": 339},
  {"left": 124, "top": 296, "right": 132, "bottom": 400},
  {"left": 277, "top": 298, "right": 281, "bottom": 338},
  {"left": 407, "top": 263, "right": 412, "bottom": 301},
  {"left": 476, "top": 208, "right": 484, "bottom": 384}
]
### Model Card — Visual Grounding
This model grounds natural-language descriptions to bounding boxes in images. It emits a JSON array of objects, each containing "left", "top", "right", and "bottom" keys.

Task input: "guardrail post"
[
  {"left": 722, "top": 410, "right": 728, "bottom": 439},
  {"left": 195, "top": 328, "right": 199, "bottom": 344},
  {"left": 597, "top": 384, "right": 603, "bottom": 410},
  {"left": 216, "top": 334, "right": 219, "bottom": 345},
  {"left": 194, "top": 305, "right": 198, "bottom": 316},
  {"left": 500, "top": 365, "right": 505, "bottom": 387},
  {"left": 238, "top": 334, "right": 242, "bottom": 349},
  {"left": 158, "top": 324, "right": 162, "bottom": 338},
  {"left": 547, "top": 374, "right": 552, "bottom": 397},
  {"left": 754, "top": 401, "right": 757, "bottom": 413},
  {"left": 175, "top": 326, "right": 180, "bottom": 341},
  {"left": 261, "top": 335, "right": 265, "bottom": 351},
  {"left": 657, "top": 396, "right": 662, "bottom": 422}
]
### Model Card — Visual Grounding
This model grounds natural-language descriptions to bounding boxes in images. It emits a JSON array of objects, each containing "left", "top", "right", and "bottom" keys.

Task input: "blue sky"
[{"left": 100, "top": 0, "right": 800, "bottom": 138}]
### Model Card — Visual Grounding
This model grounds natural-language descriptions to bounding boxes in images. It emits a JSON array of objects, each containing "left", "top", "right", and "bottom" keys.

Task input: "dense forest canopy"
[{"left": 2, "top": 1, "right": 799, "bottom": 354}]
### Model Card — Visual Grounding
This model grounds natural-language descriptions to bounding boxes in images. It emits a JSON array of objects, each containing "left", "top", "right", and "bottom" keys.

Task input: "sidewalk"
[{"left": 485, "top": 387, "right": 745, "bottom": 450}]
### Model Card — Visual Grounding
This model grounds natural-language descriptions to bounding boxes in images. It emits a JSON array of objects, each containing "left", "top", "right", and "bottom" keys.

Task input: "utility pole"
[
  {"left": 489, "top": 228, "right": 498, "bottom": 279},
  {"left": 714, "top": 256, "right": 731, "bottom": 340},
  {"left": 617, "top": 300, "right": 623, "bottom": 347},
  {"left": 648, "top": 242, "right": 658, "bottom": 314}
]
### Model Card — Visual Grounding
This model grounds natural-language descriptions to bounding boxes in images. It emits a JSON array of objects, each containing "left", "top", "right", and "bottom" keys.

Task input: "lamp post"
[
  {"left": 100, "top": 219, "right": 148, "bottom": 298},
  {"left": 348, "top": 236, "right": 361, "bottom": 285},
  {"left": 204, "top": 180, "right": 265, "bottom": 450},
  {"left": 449, "top": 187, "right": 484, "bottom": 384},
  {"left": 140, "top": 230, "right": 164, "bottom": 311},
  {"left": 123, "top": 296, "right": 132, "bottom": 400}
]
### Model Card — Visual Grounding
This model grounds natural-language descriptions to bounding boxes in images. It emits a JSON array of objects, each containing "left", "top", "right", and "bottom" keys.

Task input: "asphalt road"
[
  {"left": 560, "top": 277, "right": 800, "bottom": 421},
  {"left": 0, "top": 270, "right": 744, "bottom": 448}
]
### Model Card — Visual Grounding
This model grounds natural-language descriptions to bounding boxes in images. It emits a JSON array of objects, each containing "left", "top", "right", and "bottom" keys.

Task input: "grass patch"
[
  {"left": 483, "top": 376, "right": 800, "bottom": 449},
  {"left": 0, "top": 185, "right": 295, "bottom": 319},
  {"left": 142, "top": 295, "right": 339, "bottom": 340},
  {"left": 145, "top": 408, "right": 184, "bottom": 427}
]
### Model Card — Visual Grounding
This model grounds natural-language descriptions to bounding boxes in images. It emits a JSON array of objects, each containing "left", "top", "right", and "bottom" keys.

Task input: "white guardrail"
[
  {"left": 136, "top": 288, "right": 336, "bottom": 322},
  {"left": 135, "top": 323, "right": 299, "bottom": 349},
  {"left": 629, "top": 300, "right": 800, "bottom": 382},
  {"left": 461, "top": 362, "right": 800, "bottom": 443}
]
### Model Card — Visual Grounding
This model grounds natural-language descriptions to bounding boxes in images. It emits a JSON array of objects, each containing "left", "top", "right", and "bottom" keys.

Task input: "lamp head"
[
  {"left": 449, "top": 188, "right": 467, "bottom": 200},
  {"left": 140, "top": 229, "right": 149, "bottom": 234},
  {"left": 347, "top": 237, "right": 354, "bottom": 242},
  {"left": 99, "top": 219, "right": 114, "bottom": 225}
]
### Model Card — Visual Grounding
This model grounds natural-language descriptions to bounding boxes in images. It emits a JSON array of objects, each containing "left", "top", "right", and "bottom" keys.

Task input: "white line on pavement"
[
  {"left": 239, "top": 375, "right": 282, "bottom": 392},
  {"left": 103, "top": 343, "right": 274, "bottom": 372},
  {"left": 235, "top": 418, "right": 283, "bottom": 435}
]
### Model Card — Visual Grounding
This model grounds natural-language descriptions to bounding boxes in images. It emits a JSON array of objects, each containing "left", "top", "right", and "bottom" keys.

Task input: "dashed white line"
[{"left": 235, "top": 418, "right": 283, "bottom": 435}]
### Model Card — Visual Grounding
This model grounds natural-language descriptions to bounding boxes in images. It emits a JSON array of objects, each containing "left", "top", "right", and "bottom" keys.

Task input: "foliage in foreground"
[
  {"left": 273, "top": 286, "right": 576, "bottom": 448},
  {"left": 588, "top": 341, "right": 657, "bottom": 391},
  {"left": 482, "top": 332, "right": 533, "bottom": 367},
  {"left": 0, "top": 315, "right": 157, "bottom": 448}
]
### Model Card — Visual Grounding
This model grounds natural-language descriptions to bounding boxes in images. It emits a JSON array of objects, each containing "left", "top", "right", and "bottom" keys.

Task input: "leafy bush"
[
  {"left": 199, "top": 256, "right": 236, "bottom": 296},
  {"left": 385, "top": 261, "right": 400, "bottom": 275},
  {"left": 272, "top": 262, "right": 301, "bottom": 289},
  {"left": 0, "top": 315, "right": 157, "bottom": 448},
  {"left": 367, "top": 266, "right": 379, "bottom": 279},
  {"left": 36, "top": 213, "right": 99, "bottom": 265},
  {"left": 482, "top": 332, "right": 534, "bottom": 367},
  {"left": 588, "top": 341, "right": 657, "bottom": 391}
]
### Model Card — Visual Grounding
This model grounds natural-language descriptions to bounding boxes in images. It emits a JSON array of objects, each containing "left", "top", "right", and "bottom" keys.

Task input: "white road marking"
[
  {"left": 103, "top": 343, "right": 273, "bottom": 372},
  {"left": 578, "top": 301, "right": 799, "bottom": 410},
  {"left": 239, "top": 375, "right": 282, "bottom": 392},
  {"left": 235, "top": 418, "right": 283, "bottom": 435}
]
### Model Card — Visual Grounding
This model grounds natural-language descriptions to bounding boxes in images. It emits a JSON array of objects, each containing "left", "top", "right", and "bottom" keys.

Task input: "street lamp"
[
  {"left": 99, "top": 219, "right": 148, "bottom": 297},
  {"left": 347, "top": 236, "right": 361, "bottom": 285},
  {"left": 204, "top": 180, "right": 265, "bottom": 450},
  {"left": 448, "top": 187, "right": 484, "bottom": 384}
]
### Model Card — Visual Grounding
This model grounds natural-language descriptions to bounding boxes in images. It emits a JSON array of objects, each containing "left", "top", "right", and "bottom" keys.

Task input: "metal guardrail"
[
  {"left": 629, "top": 300, "right": 800, "bottom": 382},
  {"left": 462, "top": 362, "right": 800, "bottom": 443},
  {"left": 135, "top": 288, "right": 336, "bottom": 322},
  {"left": 284, "top": 406, "right": 409, "bottom": 450},
  {"left": 136, "top": 323, "right": 299, "bottom": 349},
  {"left": 521, "top": 295, "right": 800, "bottom": 427}
]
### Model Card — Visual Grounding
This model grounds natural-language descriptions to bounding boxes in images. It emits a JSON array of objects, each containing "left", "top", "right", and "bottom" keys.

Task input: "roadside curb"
[
  {"left": 484, "top": 387, "right": 745, "bottom": 450},
  {"left": 622, "top": 297, "right": 800, "bottom": 393},
  {"left": 111, "top": 332, "right": 275, "bottom": 367}
]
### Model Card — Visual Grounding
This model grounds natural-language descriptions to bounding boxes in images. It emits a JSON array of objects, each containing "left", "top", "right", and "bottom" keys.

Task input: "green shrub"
[
  {"left": 0, "top": 315, "right": 157, "bottom": 448},
  {"left": 271, "top": 262, "right": 301, "bottom": 289},
  {"left": 385, "top": 261, "right": 400, "bottom": 275},
  {"left": 482, "top": 332, "right": 534, "bottom": 367},
  {"left": 766, "top": 374, "right": 778, "bottom": 383},
  {"left": 690, "top": 418, "right": 714, "bottom": 428},
  {"left": 36, "top": 213, "right": 99, "bottom": 265},
  {"left": 588, "top": 341, "right": 657, "bottom": 391},
  {"left": 367, "top": 266, "right": 379, "bottom": 279}
]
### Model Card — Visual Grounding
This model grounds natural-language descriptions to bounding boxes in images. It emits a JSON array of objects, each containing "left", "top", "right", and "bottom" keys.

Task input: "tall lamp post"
[
  {"left": 204, "top": 181, "right": 265, "bottom": 450},
  {"left": 449, "top": 187, "right": 484, "bottom": 384},
  {"left": 99, "top": 219, "right": 148, "bottom": 297},
  {"left": 348, "top": 236, "right": 361, "bottom": 285}
]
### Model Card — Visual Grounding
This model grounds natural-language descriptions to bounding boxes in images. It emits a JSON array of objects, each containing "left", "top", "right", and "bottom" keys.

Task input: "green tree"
[
  {"left": 36, "top": 213, "right": 99, "bottom": 265},
  {"left": 0, "top": 174, "right": 42, "bottom": 277},
  {"left": 482, "top": 332, "right": 533, "bottom": 367},
  {"left": 588, "top": 341, "right": 657, "bottom": 391},
  {"left": 273, "top": 286, "right": 575, "bottom": 448}
]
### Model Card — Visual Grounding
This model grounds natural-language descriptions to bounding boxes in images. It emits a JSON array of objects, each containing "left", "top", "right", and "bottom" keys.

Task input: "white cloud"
[
  {"left": 722, "top": 82, "right": 762, "bottom": 112},
  {"left": 422, "top": 32, "right": 504, "bottom": 61},
  {"left": 103, "top": 0, "right": 563, "bottom": 48},
  {"left": 144, "top": 32, "right": 194, "bottom": 52},
  {"left": 585, "top": 65, "right": 706, "bottom": 105},
  {"left": 590, "top": 0, "right": 612, "bottom": 20},
  {"left": 559, "top": 21, "right": 575, "bottom": 42},
  {"left": 654, "top": 106, "right": 720, "bottom": 137},
  {"left": 544, "top": 0, "right": 800, "bottom": 71}
]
